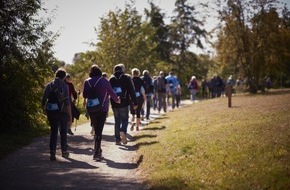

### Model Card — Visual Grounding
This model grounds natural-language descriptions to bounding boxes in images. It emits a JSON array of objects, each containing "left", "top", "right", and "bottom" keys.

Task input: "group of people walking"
[{"left": 42, "top": 64, "right": 183, "bottom": 162}]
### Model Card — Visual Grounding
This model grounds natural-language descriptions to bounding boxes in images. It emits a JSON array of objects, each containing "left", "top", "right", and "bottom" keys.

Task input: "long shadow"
[
  {"left": 142, "top": 126, "right": 166, "bottom": 131},
  {"left": 102, "top": 155, "right": 143, "bottom": 169},
  {"left": 133, "top": 134, "right": 158, "bottom": 141},
  {"left": 102, "top": 134, "right": 115, "bottom": 142},
  {"left": 135, "top": 141, "right": 159, "bottom": 150}
]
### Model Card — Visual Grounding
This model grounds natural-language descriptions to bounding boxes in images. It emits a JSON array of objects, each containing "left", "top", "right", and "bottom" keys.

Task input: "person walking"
[
  {"left": 141, "top": 70, "right": 154, "bottom": 120},
  {"left": 188, "top": 76, "right": 198, "bottom": 101},
  {"left": 154, "top": 71, "right": 167, "bottom": 113},
  {"left": 130, "top": 68, "right": 146, "bottom": 131},
  {"left": 83, "top": 65, "right": 120, "bottom": 161},
  {"left": 109, "top": 64, "right": 137, "bottom": 145},
  {"left": 64, "top": 74, "right": 79, "bottom": 135},
  {"left": 165, "top": 71, "right": 179, "bottom": 110},
  {"left": 42, "top": 68, "right": 72, "bottom": 161}
]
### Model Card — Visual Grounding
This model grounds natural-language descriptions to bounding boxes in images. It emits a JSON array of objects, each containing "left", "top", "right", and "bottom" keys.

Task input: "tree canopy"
[{"left": 0, "top": 0, "right": 56, "bottom": 132}]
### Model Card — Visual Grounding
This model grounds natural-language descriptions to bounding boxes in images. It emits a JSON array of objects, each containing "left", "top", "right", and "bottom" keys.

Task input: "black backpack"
[{"left": 46, "top": 82, "right": 66, "bottom": 112}]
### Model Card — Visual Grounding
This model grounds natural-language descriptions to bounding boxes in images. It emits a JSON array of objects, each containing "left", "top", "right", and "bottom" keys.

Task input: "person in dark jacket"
[
  {"left": 141, "top": 70, "right": 154, "bottom": 120},
  {"left": 83, "top": 64, "right": 120, "bottom": 161},
  {"left": 42, "top": 68, "right": 72, "bottom": 161},
  {"left": 109, "top": 64, "right": 137, "bottom": 145},
  {"left": 130, "top": 68, "right": 146, "bottom": 131}
]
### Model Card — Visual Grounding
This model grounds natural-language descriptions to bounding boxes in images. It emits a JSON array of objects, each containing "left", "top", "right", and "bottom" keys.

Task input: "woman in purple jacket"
[{"left": 83, "top": 64, "right": 120, "bottom": 161}]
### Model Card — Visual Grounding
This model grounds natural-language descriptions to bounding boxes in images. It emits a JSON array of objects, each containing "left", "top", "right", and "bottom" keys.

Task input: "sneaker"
[
  {"left": 115, "top": 140, "right": 121, "bottom": 145},
  {"left": 50, "top": 154, "right": 56, "bottom": 161},
  {"left": 93, "top": 152, "right": 103, "bottom": 161},
  {"left": 62, "top": 151, "right": 69, "bottom": 158},
  {"left": 67, "top": 129, "right": 74, "bottom": 135},
  {"left": 120, "top": 131, "right": 127, "bottom": 144}
]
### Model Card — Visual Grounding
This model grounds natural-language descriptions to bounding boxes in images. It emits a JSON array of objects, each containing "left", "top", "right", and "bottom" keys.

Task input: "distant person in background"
[
  {"left": 155, "top": 71, "right": 167, "bottom": 113},
  {"left": 83, "top": 65, "right": 120, "bottom": 161},
  {"left": 188, "top": 76, "right": 198, "bottom": 101},
  {"left": 201, "top": 78, "right": 209, "bottom": 99},
  {"left": 175, "top": 76, "right": 181, "bottom": 108},
  {"left": 42, "top": 68, "right": 71, "bottom": 161},
  {"left": 165, "top": 71, "right": 179, "bottom": 110}
]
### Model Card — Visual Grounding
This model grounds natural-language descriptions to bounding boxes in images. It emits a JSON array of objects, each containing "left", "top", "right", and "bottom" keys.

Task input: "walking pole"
[{"left": 75, "top": 90, "right": 81, "bottom": 132}]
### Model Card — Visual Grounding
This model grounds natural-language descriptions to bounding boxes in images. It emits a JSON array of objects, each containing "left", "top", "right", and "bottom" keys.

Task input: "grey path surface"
[{"left": 0, "top": 100, "right": 192, "bottom": 190}]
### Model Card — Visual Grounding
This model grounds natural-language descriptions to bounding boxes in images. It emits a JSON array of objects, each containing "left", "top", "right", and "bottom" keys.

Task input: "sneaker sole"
[{"left": 120, "top": 131, "right": 127, "bottom": 144}]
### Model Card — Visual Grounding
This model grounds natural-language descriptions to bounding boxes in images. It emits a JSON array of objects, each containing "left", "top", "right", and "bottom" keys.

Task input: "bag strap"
[{"left": 88, "top": 77, "right": 103, "bottom": 88}]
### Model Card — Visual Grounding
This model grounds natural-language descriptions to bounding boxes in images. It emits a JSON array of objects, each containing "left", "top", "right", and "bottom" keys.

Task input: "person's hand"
[
  {"left": 83, "top": 99, "right": 87, "bottom": 107},
  {"left": 116, "top": 97, "right": 121, "bottom": 104}
]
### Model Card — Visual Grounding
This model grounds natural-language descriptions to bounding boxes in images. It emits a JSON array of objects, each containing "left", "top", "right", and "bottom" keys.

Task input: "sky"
[{"left": 41, "top": 0, "right": 290, "bottom": 64}]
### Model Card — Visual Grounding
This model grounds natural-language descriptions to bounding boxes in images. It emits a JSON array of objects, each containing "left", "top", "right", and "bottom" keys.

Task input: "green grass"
[{"left": 137, "top": 89, "right": 290, "bottom": 190}]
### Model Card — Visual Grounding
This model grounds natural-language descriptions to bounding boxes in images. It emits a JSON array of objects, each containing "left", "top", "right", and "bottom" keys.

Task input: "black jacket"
[{"left": 109, "top": 71, "right": 137, "bottom": 108}]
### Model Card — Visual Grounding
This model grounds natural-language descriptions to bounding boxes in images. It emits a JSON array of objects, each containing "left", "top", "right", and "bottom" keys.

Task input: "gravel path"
[{"left": 0, "top": 100, "right": 192, "bottom": 190}]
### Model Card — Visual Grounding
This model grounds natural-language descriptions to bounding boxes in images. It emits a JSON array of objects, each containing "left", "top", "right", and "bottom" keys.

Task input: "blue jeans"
[
  {"left": 47, "top": 112, "right": 69, "bottom": 155},
  {"left": 112, "top": 106, "right": 129, "bottom": 141}
]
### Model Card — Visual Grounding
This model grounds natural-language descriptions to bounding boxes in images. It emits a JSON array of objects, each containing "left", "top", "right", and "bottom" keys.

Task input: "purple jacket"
[{"left": 83, "top": 76, "right": 119, "bottom": 112}]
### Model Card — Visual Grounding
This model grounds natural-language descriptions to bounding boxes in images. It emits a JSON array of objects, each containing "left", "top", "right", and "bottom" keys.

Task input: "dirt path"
[{"left": 0, "top": 100, "right": 192, "bottom": 190}]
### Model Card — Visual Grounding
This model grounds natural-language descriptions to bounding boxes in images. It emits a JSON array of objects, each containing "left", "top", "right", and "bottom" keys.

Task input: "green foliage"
[
  {"left": 0, "top": 0, "right": 55, "bottom": 133},
  {"left": 96, "top": 2, "right": 154, "bottom": 73}
]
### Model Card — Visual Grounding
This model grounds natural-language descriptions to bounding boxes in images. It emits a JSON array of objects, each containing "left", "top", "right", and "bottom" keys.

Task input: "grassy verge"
[{"left": 137, "top": 89, "right": 290, "bottom": 190}]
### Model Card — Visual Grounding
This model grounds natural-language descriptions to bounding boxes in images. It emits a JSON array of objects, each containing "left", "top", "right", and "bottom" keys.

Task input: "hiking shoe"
[
  {"left": 93, "top": 152, "right": 103, "bottom": 161},
  {"left": 67, "top": 129, "right": 74, "bottom": 135},
  {"left": 50, "top": 154, "right": 56, "bottom": 161},
  {"left": 120, "top": 131, "right": 127, "bottom": 144},
  {"left": 62, "top": 151, "right": 69, "bottom": 158},
  {"left": 115, "top": 140, "right": 121, "bottom": 145}
]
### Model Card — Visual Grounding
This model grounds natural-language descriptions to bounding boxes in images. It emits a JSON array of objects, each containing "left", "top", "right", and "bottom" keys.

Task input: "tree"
[
  {"left": 96, "top": 2, "right": 153, "bottom": 73},
  {"left": 0, "top": 0, "right": 55, "bottom": 132},
  {"left": 215, "top": 0, "right": 290, "bottom": 92},
  {"left": 169, "top": 0, "right": 207, "bottom": 80}
]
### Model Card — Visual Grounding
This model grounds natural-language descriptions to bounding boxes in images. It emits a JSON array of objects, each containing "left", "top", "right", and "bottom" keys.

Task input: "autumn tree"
[{"left": 216, "top": 0, "right": 290, "bottom": 92}]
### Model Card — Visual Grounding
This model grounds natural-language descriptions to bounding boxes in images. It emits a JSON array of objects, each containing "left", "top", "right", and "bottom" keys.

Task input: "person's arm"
[
  {"left": 71, "top": 83, "right": 78, "bottom": 103},
  {"left": 82, "top": 80, "right": 88, "bottom": 107},
  {"left": 105, "top": 80, "right": 120, "bottom": 104},
  {"left": 127, "top": 76, "right": 137, "bottom": 109}
]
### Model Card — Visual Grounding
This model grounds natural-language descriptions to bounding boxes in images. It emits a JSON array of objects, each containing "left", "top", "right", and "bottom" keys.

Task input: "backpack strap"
[{"left": 88, "top": 77, "right": 103, "bottom": 87}]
